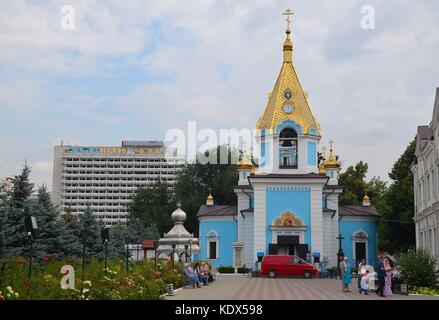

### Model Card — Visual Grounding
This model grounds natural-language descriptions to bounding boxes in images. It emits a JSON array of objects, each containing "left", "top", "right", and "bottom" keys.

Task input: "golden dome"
[
  {"left": 207, "top": 190, "right": 214, "bottom": 201},
  {"left": 363, "top": 194, "right": 369, "bottom": 201},
  {"left": 238, "top": 144, "right": 254, "bottom": 171},
  {"left": 322, "top": 140, "right": 340, "bottom": 169}
]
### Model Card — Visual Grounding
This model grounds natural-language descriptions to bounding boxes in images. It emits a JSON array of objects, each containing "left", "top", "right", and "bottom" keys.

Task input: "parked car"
[{"left": 260, "top": 255, "right": 318, "bottom": 279}]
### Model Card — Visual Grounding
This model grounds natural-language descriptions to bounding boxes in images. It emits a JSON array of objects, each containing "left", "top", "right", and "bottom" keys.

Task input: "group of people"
[
  {"left": 183, "top": 262, "right": 214, "bottom": 288},
  {"left": 339, "top": 253, "right": 394, "bottom": 297}
]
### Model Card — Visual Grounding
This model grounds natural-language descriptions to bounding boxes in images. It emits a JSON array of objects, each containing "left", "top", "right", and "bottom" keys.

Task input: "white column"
[
  {"left": 253, "top": 185, "right": 266, "bottom": 263},
  {"left": 310, "top": 186, "right": 323, "bottom": 256}
]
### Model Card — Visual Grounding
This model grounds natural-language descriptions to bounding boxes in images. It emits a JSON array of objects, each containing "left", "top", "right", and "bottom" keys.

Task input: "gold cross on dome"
[
  {"left": 329, "top": 139, "right": 334, "bottom": 151},
  {"left": 283, "top": 8, "right": 294, "bottom": 32}
]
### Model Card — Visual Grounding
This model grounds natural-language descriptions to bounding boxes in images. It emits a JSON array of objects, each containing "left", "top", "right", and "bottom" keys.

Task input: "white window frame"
[{"left": 351, "top": 229, "right": 369, "bottom": 265}]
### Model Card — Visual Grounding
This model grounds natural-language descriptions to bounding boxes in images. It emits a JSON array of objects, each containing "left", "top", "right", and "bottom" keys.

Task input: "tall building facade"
[
  {"left": 197, "top": 16, "right": 379, "bottom": 269},
  {"left": 52, "top": 141, "right": 184, "bottom": 225},
  {"left": 412, "top": 87, "right": 439, "bottom": 268}
]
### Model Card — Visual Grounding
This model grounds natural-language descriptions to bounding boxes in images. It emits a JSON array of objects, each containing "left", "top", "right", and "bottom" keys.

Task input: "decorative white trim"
[
  {"left": 271, "top": 228, "right": 306, "bottom": 244},
  {"left": 267, "top": 186, "right": 310, "bottom": 192}
]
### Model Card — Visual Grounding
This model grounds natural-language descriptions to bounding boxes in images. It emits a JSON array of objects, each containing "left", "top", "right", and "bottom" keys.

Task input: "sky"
[{"left": 0, "top": 0, "right": 439, "bottom": 191}]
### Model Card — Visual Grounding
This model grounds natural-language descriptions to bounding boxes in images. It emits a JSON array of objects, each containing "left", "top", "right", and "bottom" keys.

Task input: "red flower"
[
  {"left": 23, "top": 280, "right": 29, "bottom": 287},
  {"left": 17, "top": 259, "right": 25, "bottom": 265},
  {"left": 65, "top": 269, "right": 69, "bottom": 275}
]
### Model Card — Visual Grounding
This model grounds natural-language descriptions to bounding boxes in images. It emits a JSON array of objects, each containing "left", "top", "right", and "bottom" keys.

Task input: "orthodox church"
[{"left": 197, "top": 14, "right": 379, "bottom": 269}]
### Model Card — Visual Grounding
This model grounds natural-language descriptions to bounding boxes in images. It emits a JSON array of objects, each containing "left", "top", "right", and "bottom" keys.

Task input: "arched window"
[{"left": 279, "top": 128, "right": 298, "bottom": 168}]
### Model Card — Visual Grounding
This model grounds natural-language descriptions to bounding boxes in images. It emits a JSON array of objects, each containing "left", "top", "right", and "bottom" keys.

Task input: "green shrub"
[
  {"left": 409, "top": 286, "right": 439, "bottom": 295},
  {"left": 237, "top": 267, "right": 249, "bottom": 274},
  {"left": 218, "top": 266, "right": 235, "bottom": 274},
  {"left": 396, "top": 249, "right": 439, "bottom": 289}
]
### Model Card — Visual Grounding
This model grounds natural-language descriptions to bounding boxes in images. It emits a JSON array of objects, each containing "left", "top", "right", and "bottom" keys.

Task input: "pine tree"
[
  {"left": 1, "top": 164, "right": 34, "bottom": 257},
  {"left": 78, "top": 206, "right": 103, "bottom": 259},
  {"left": 33, "top": 186, "right": 81, "bottom": 259}
]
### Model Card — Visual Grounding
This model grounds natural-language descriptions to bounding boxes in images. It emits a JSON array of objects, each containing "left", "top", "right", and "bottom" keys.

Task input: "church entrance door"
[{"left": 355, "top": 242, "right": 366, "bottom": 265}]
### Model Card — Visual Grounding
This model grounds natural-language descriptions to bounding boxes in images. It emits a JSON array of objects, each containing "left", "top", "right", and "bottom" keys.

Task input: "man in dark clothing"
[{"left": 375, "top": 254, "right": 386, "bottom": 297}]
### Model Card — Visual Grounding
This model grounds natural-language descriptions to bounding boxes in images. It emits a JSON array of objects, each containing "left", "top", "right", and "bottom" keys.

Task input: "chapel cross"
[
  {"left": 283, "top": 8, "right": 294, "bottom": 32},
  {"left": 329, "top": 139, "right": 334, "bottom": 152},
  {"left": 336, "top": 233, "right": 345, "bottom": 250}
]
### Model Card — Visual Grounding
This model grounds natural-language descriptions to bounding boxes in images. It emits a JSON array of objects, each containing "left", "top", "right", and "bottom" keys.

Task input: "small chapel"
[{"left": 197, "top": 11, "right": 379, "bottom": 269}]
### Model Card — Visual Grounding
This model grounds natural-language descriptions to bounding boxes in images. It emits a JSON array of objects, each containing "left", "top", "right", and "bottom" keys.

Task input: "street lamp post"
[
  {"left": 153, "top": 240, "right": 159, "bottom": 270},
  {"left": 24, "top": 216, "right": 38, "bottom": 299},
  {"left": 125, "top": 237, "right": 130, "bottom": 273},
  {"left": 189, "top": 239, "right": 192, "bottom": 263},
  {"left": 184, "top": 244, "right": 189, "bottom": 263},
  {"left": 171, "top": 243, "right": 176, "bottom": 271},
  {"left": 101, "top": 227, "right": 110, "bottom": 274}
]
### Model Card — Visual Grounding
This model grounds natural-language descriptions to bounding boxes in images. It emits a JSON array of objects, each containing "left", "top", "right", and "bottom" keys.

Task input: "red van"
[{"left": 260, "top": 255, "right": 318, "bottom": 279}]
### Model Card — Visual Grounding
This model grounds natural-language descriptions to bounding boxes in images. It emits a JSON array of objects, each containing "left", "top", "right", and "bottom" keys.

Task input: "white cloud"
[{"left": 1, "top": 0, "right": 439, "bottom": 190}]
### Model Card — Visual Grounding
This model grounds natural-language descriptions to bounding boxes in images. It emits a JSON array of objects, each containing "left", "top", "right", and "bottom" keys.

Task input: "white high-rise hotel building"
[{"left": 52, "top": 141, "right": 184, "bottom": 225}]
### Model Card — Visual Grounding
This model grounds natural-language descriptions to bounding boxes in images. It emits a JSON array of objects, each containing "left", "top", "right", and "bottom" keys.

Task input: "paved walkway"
[{"left": 167, "top": 274, "right": 439, "bottom": 300}]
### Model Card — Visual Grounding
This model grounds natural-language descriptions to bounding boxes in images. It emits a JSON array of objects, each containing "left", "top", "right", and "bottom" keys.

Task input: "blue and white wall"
[
  {"left": 266, "top": 187, "right": 311, "bottom": 247},
  {"left": 339, "top": 218, "right": 378, "bottom": 268},
  {"left": 198, "top": 217, "right": 237, "bottom": 267}
]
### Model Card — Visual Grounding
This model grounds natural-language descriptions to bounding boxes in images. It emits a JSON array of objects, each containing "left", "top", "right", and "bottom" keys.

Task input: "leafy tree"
[
  {"left": 128, "top": 179, "right": 176, "bottom": 236},
  {"left": 174, "top": 145, "right": 239, "bottom": 235},
  {"left": 378, "top": 140, "right": 416, "bottom": 253},
  {"left": 396, "top": 249, "right": 439, "bottom": 288},
  {"left": 338, "top": 161, "right": 369, "bottom": 205}
]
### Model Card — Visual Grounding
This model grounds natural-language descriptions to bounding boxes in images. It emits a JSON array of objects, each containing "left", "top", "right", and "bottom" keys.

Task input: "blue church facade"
[{"left": 196, "top": 19, "right": 379, "bottom": 270}]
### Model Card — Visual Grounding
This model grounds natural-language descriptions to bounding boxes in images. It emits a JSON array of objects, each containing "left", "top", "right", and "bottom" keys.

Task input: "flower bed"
[{"left": 0, "top": 257, "right": 183, "bottom": 300}]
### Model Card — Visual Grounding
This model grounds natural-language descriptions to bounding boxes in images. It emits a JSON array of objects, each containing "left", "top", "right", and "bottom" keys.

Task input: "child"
[{"left": 359, "top": 270, "right": 369, "bottom": 295}]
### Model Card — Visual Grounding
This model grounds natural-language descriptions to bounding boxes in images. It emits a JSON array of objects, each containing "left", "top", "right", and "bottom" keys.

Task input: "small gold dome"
[
  {"left": 238, "top": 146, "right": 254, "bottom": 171},
  {"left": 363, "top": 194, "right": 369, "bottom": 201},
  {"left": 207, "top": 190, "right": 214, "bottom": 201},
  {"left": 322, "top": 140, "right": 340, "bottom": 169}
]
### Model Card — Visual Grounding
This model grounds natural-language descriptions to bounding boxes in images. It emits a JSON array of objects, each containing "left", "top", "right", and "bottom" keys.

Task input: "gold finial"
[
  {"left": 207, "top": 188, "right": 213, "bottom": 201},
  {"left": 323, "top": 139, "right": 340, "bottom": 168},
  {"left": 283, "top": 8, "right": 294, "bottom": 34},
  {"left": 282, "top": 9, "right": 294, "bottom": 63},
  {"left": 238, "top": 141, "right": 253, "bottom": 170}
]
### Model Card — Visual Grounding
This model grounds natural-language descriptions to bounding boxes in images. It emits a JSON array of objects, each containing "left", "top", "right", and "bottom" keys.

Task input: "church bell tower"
[{"left": 256, "top": 9, "right": 321, "bottom": 175}]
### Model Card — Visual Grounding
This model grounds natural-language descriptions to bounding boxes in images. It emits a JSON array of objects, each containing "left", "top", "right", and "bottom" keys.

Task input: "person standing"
[
  {"left": 360, "top": 270, "right": 370, "bottom": 295},
  {"left": 306, "top": 252, "right": 313, "bottom": 264},
  {"left": 375, "top": 254, "right": 386, "bottom": 297},
  {"left": 357, "top": 259, "right": 366, "bottom": 293},
  {"left": 383, "top": 258, "right": 393, "bottom": 297},
  {"left": 340, "top": 257, "right": 352, "bottom": 292}
]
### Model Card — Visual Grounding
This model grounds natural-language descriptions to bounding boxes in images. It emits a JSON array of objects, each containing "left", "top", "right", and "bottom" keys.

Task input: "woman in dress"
[
  {"left": 340, "top": 257, "right": 352, "bottom": 292},
  {"left": 383, "top": 258, "right": 393, "bottom": 297}
]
